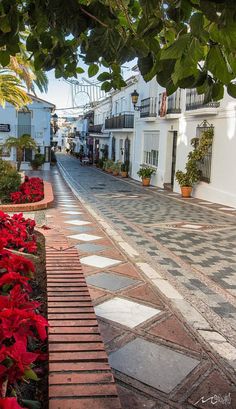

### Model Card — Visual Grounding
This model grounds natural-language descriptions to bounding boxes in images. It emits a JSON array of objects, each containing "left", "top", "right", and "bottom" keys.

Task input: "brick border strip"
[
  {"left": 45, "top": 232, "right": 121, "bottom": 409},
  {"left": 0, "top": 181, "right": 54, "bottom": 212}
]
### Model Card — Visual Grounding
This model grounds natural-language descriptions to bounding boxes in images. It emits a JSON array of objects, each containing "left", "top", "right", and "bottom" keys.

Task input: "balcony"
[
  {"left": 140, "top": 97, "right": 157, "bottom": 120},
  {"left": 16, "top": 125, "right": 35, "bottom": 138},
  {"left": 158, "top": 91, "right": 182, "bottom": 119},
  {"left": 88, "top": 124, "right": 103, "bottom": 133},
  {"left": 105, "top": 112, "right": 134, "bottom": 130},
  {"left": 186, "top": 89, "right": 220, "bottom": 115}
]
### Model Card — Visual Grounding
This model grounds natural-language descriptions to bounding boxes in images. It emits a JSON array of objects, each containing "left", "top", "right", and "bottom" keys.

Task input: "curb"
[
  {"left": 44, "top": 227, "right": 121, "bottom": 409},
  {"left": 0, "top": 181, "right": 54, "bottom": 212}
]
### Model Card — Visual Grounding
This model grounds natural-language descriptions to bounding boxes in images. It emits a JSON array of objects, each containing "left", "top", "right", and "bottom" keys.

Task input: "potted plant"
[
  {"left": 30, "top": 153, "right": 45, "bottom": 170},
  {"left": 137, "top": 165, "right": 156, "bottom": 186},
  {"left": 106, "top": 159, "right": 114, "bottom": 173},
  {"left": 112, "top": 161, "right": 121, "bottom": 176},
  {"left": 175, "top": 129, "right": 213, "bottom": 198},
  {"left": 121, "top": 161, "right": 129, "bottom": 178}
]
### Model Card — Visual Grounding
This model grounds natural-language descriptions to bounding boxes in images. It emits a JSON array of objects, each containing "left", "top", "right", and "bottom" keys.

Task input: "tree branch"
[{"left": 80, "top": 7, "right": 109, "bottom": 28}]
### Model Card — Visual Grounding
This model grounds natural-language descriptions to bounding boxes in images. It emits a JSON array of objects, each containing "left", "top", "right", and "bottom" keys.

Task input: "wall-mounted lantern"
[{"left": 131, "top": 90, "right": 141, "bottom": 111}]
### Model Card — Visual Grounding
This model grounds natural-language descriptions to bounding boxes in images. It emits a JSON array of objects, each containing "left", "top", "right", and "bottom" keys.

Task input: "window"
[
  {"left": 24, "top": 148, "right": 33, "bottom": 162},
  {"left": 195, "top": 123, "right": 214, "bottom": 183},
  {"left": 143, "top": 132, "right": 159, "bottom": 167}
]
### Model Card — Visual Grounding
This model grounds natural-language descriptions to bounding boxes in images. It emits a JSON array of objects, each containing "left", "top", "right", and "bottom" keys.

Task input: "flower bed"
[
  {"left": 0, "top": 212, "right": 37, "bottom": 254},
  {"left": 10, "top": 177, "right": 44, "bottom": 205},
  {"left": 0, "top": 213, "right": 48, "bottom": 409}
]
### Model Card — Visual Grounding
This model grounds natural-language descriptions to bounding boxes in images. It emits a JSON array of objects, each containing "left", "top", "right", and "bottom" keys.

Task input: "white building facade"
[
  {"left": 79, "top": 73, "right": 236, "bottom": 208},
  {"left": 0, "top": 95, "right": 55, "bottom": 170}
]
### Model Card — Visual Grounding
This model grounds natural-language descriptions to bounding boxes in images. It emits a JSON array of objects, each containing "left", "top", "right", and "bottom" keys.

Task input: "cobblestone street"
[{"left": 39, "top": 154, "right": 236, "bottom": 408}]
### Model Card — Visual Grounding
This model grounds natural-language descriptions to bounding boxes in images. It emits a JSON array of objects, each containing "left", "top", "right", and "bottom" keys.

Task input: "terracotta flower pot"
[
  {"left": 113, "top": 171, "right": 119, "bottom": 176},
  {"left": 121, "top": 171, "right": 128, "bottom": 178},
  {"left": 142, "top": 178, "right": 150, "bottom": 186},
  {"left": 181, "top": 186, "right": 192, "bottom": 198}
]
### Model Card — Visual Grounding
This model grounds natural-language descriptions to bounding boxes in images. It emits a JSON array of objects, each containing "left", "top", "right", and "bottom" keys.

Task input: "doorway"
[{"left": 171, "top": 131, "right": 177, "bottom": 186}]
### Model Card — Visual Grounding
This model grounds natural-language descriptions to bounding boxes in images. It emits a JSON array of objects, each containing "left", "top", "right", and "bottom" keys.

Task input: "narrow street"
[
  {"left": 57, "top": 154, "right": 236, "bottom": 337},
  {"left": 42, "top": 155, "right": 236, "bottom": 408}
]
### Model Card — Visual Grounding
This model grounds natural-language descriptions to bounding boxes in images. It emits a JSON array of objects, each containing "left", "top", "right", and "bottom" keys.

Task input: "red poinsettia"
[
  {"left": 0, "top": 212, "right": 37, "bottom": 254},
  {"left": 0, "top": 398, "right": 26, "bottom": 409},
  {"left": 10, "top": 177, "right": 44, "bottom": 204},
  {"left": 0, "top": 213, "right": 48, "bottom": 403},
  {"left": 0, "top": 272, "right": 31, "bottom": 293},
  {"left": 0, "top": 286, "right": 40, "bottom": 311},
  {"left": 0, "top": 307, "right": 48, "bottom": 343},
  {"left": 0, "top": 341, "right": 38, "bottom": 385}
]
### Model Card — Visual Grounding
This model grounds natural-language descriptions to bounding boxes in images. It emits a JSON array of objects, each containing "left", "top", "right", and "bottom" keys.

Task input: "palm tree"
[
  {"left": 0, "top": 71, "right": 31, "bottom": 108},
  {"left": 5, "top": 134, "right": 37, "bottom": 171},
  {"left": 9, "top": 53, "right": 48, "bottom": 94}
]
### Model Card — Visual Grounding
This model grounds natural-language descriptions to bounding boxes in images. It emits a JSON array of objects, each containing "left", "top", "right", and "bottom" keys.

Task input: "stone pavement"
[{"left": 35, "top": 160, "right": 236, "bottom": 409}]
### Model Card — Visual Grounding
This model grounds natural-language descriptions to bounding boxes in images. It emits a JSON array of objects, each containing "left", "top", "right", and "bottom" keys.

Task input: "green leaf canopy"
[{"left": 0, "top": 0, "right": 236, "bottom": 99}]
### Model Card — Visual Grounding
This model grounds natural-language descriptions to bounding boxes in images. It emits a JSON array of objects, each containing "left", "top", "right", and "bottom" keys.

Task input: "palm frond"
[{"left": 0, "top": 74, "right": 31, "bottom": 108}]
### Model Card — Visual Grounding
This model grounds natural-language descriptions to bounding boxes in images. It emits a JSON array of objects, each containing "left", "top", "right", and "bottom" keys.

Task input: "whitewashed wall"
[
  {"left": 174, "top": 94, "right": 236, "bottom": 207},
  {"left": 0, "top": 97, "right": 54, "bottom": 170}
]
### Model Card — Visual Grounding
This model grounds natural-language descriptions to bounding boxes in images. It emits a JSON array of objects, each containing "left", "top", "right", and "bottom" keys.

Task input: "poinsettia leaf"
[
  {"left": 24, "top": 368, "right": 40, "bottom": 381},
  {"left": 21, "top": 400, "right": 41, "bottom": 409}
]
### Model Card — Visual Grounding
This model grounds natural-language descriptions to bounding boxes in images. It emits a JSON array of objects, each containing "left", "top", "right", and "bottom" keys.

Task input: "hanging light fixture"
[{"left": 131, "top": 90, "right": 141, "bottom": 110}]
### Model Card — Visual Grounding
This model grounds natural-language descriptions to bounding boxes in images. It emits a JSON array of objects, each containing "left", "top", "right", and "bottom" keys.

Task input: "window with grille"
[
  {"left": 143, "top": 131, "right": 159, "bottom": 167},
  {"left": 196, "top": 123, "right": 214, "bottom": 183}
]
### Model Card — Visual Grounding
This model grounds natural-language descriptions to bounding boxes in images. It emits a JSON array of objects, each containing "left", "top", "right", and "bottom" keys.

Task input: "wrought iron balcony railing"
[
  {"left": 158, "top": 91, "right": 181, "bottom": 116},
  {"left": 89, "top": 124, "right": 103, "bottom": 133},
  {"left": 186, "top": 89, "right": 220, "bottom": 110},
  {"left": 105, "top": 112, "right": 134, "bottom": 129},
  {"left": 140, "top": 97, "right": 157, "bottom": 118}
]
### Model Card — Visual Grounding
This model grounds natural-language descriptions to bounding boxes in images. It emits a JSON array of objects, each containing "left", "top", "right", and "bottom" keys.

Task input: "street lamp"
[{"left": 131, "top": 90, "right": 141, "bottom": 111}]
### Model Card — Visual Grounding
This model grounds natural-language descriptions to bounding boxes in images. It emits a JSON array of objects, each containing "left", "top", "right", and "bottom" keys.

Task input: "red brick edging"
[
  {"left": 0, "top": 181, "right": 54, "bottom": 212},
  {"left": 45, "top": 231, "right": 121, "bottom": 409}
]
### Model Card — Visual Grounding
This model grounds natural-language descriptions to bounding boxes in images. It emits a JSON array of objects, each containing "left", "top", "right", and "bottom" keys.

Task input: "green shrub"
[
  {"left": 98, "top": 158, "right": 104, "bottom": 168},
  {"left": 0, "top": 158, "right": 15, "bottom": 175},
  {"left": 0, "top": 169, "right": 21, "bottom": 203},
  {"left": 31, "top": 153, "right": 45, "bottom": 169},
  {"left": 137, "top": 165, "right": 156, "bottom": 179}
]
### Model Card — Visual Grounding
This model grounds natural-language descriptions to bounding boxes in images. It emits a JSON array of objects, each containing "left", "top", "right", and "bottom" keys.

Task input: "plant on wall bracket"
[{"left": 176, "top": 127, "right": 214, "bottom": 197}]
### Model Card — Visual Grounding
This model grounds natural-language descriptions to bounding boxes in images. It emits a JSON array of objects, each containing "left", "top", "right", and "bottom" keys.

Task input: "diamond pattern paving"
[
  {"left": 67, "top": 234, "right": 102, "bottom": 242},
  {"left": 80, "top": 255, "right": 122, "bottom": 268},
  {"left": 109, "top": 338, "right": 200, "bottom": 393},
  {"left": 188, "top": 370, "right": 236, "bottom": 408},
  {"left": 62, "top": 211, "right": 83, "bottom": 215},
  {"left": 60, "top": 204, "right": 79, "bottom": 208},
  {"left": 148, "top": 316, "right": 200, "bottom": 351},
  {"left": 95, "top": 297, "right": 161, "bottom": 328},
  {"left": 86, "top": 272, "right": 140, "bottom": 291},
  {"left": 76, "top": 243, "right": 108, "bottom": 253},
  {"left": 65, "top": 220, "right": 91, "bottom": 226}
]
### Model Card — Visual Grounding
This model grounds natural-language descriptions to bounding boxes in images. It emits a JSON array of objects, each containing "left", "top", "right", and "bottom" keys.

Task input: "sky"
[{"left": 37, "top": 60, "right": 137, "bottom": 117}]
